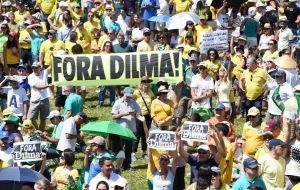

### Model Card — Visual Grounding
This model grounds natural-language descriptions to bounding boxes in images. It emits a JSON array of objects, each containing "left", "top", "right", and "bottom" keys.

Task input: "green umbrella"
[{"left": 80, "top": 121, "right": 136, "bottom": 140}]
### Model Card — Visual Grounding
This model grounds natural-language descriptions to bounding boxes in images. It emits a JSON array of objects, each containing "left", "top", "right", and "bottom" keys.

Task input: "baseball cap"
[
  {"left": 59, "top": 1, "right": 68, "bottom": 7},
  {"left": 188, "top": 47, "right": 199, "bottom": 56},
  {"left": 198, "top": 62, "right": 207, "bottom": 68},
  {"left": 266, "top": 119, "right": 278, "bottom": 130},
  {"left": 105, "top": 4, "right": 112, "bottom": 9},
  {"left": 265, "top": 6, "right": 275, "bottom": 12},
  {"left": 243, "top": 157, "right": 259, "bottom": 169},
  {"left": 47, "top": 110, "right": 62, "bottom": 119},
  {"left": 248, "top": 7, "right": 256, "bottom": 16},
  {"left": 22, "top": 119, "right": 35, "bottom": 129},
  {"left": 186, "top": 20, "right": 194, "bottom": 25},
  {"left": 17, "top": 64, "right": 27, "bottom": 70},
  {"left": 215, "top": 102, "right": 225, "bottom": 110},
  {"left": 197, "top": 144, "right": 210, "bottom": 152},
  {"left": 0, "top": 131, "right": 9, "bottom": 139},
  {"left": 141, "top": 76, "right": 153, "bottom": 83},
  {"left": 31, "top": 61, "right": 40, "bottom": 68},
  {"left": 247, "top": 107, "right": 260, "bottom": 116},
  {"left": 280, "top": 16, "right": 288, "bottom": 22},
  {"left": 48, "top": 29, "right": 56, "bottom": 34},
  {"left": 3, "top": 115, "right": 20, "bottom": 126},
  {"left": 2, "top": 108, "right": 13, "bottom": 116},
  {"left": 199, "top": 15, "right": 206, "bottom": 20},
  {"left": 88, "top": 136, "right": 105, "bottom": 145},
  {"left": 275, "top": 70, "right": 286, "bottom": 77},
  {"left": 189, "top": 55, "right": 199, "bottom": 62},
  {"left": 143, "top": 28, "right": 151, "bottom": 34},
  {"left": 78, "top": 112, "right": 88, "bottom": 123},
  {"left": 137, "top": 18, "right": 144, "bottom": 24},
  {"left": 158, "top": 85, "right": 169, "bottom": 93},
  {"left": 269, "top": 139, "right": 286, "bottom": 150},
  {"left": 2, "top": 1, "right": 12, "bottom": 7},
  {"left": 211, "top": 166, "right": 221, "bottom": 173},
  {"left": 123, "top": 87, "right": 134, "bottom": 97},
  {"left": 9, "top": 31, "right": 17, "bottom": 37},
  {"left": 238, "top": 35, "right": 247, "bottom": 41}
]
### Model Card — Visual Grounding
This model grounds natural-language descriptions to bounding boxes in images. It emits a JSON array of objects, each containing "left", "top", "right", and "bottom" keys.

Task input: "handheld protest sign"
[
  {"left": 13, "top": 141, "right": 42, "bottom": 162},
  {"left": 200, "top": 30, "right": 228, "bottom": 54},
  {"left": 181, "top": 121, "right": 209, "bottom": 142},
  {"left": 148, "top": 131, "right": 176, "bottom": 150}
]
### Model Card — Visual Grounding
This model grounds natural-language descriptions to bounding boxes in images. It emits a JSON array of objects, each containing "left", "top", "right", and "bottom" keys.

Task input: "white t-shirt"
[
  {"left": 267, "top": 80, "right": 294, "bottom": 116},
  {"left": 278, "top": 27, "right": 293, "bottom": 51},
  {"left": 28, "top": 69, "right": 50, "bottom": 102},
  {"left": 0, "top": 147, "right": 13, "bottom": 166},
  {"left": 89, "top": 172, "right": 128, "bottom": 190},
  {"left": 131, "top": 27, "right": 146, "bottom": 42},
  {"left": 286, "top": 139, "right": 300, "bottom": 177},
  {"left": 57, "top": 117, "right": 77, "bottom": 152},
  {"left": 117, "top": 15, "right": 131, "bottom": 41},
  {"left": 157, "top": 0, "right": 169, "bottom": 15},
  {"left": 190, "top": 74, "right": 214, "bottom": 109},
  {"left": 7, "top": 87, "right": 29, "bottom": 116},
  {"left": 281, "top": 68, "right": 300, "bottom": 88}
]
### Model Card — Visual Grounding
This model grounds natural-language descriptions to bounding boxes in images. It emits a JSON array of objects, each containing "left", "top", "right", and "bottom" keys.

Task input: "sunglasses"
[
  {"left": 249, "top": 115, "right": 256, "bottom": 119},
  {"left": 199, "top": 67, "right": 206, "bottom": 70},
  {"left": 209, "top": 53, "right": 215, "bottom": 55},
  {"left": 159, "top": 157, "right": 169, "bottom": 162},
  {"left": 198, "top": 151, "right": 208, "bottom": 154},
  {"left": 141, "top": 80, "right": 151, "bottom": 83},
  {"left": 144, "top": 33, "right": 150, "bottom": 36},
  {"left": 108, "top": 33, "right": 114, "bottom": 35},
  {"left": 1, "top": 27, "right": 7, "bottom": 29},
  {"left": 268, "top": 43, "right": 274, "bottom": 45}
]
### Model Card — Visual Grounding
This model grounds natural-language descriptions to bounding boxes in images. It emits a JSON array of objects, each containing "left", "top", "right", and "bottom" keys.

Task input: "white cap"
[
  {"left": 265, "top": 6, "right": 275, "bottom": 12},
  {"left": 47, "top": 110, "right": 61, "bottom": 119},
  {"left": 59, "top": 1, "right": 68, "bottom": 7},
  {"left": 248, "top": 7, "right": 257, "bottom": 16},
  {"left": 197, "top": 144, "right": 210, "bottom": 152}
]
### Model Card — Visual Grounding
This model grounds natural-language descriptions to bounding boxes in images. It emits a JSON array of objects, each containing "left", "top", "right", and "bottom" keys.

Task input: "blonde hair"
[{"left": 34, "top": 179, "right": 51, "bottom": 190}]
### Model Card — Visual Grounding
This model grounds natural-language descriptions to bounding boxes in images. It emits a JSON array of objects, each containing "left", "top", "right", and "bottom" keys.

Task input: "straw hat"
[{"left": 274, "top": 55, "right": 297, "bottom": 69}]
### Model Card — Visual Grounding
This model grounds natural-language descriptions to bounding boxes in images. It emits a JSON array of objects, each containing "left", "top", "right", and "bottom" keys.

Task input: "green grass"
[{"left": 47, "top": 87, "right": 246, "bottom": 189}]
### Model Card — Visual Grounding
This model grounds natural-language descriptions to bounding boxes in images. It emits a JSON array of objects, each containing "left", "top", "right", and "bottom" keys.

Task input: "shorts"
[
  {"left": 28, "top": 98, "right": 50, "bottom": 120},
  {"left": 7, "top": 63, "right": 19, "bottom": 68}
]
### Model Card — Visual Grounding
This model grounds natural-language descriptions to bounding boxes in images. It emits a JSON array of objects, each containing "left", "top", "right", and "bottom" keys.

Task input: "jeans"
[
  {"left": 98, "top": 86, "right": 116, "bottom": 106},
  {"left": 133, "top": 114, "right": 151, "bottom": 152},
  {"left": 245, "top": 96, "right": 263, "bottom": 119}
]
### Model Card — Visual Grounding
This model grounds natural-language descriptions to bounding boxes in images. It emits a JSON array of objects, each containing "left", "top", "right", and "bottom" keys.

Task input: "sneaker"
[
  {"left": 96, "top": 104, "right": 103, "bottom": 108},
  {"left": 143, "top": 153, "right": 149, "bottom": 160},
  {"left": 131, "top": 154, "right": 137, "bottom": 162}
]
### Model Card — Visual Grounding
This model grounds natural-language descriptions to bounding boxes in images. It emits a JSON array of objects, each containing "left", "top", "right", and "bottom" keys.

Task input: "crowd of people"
[{"left": 1, "top": 0, "right": 300, "bottom": 190}]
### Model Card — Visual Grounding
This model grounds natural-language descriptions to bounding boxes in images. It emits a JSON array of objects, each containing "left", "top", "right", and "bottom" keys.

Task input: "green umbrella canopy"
[{"left": 80, "top": 121, "right": 136, "bottom": 140}]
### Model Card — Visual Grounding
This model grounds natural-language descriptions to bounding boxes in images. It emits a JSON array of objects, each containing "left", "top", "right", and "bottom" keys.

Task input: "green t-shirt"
[
  {"left": 64, "top": 93, "right": 83, "bottom": 120},
  {"left": 51, "top": 122, "right": 64, "bottom": 139}
]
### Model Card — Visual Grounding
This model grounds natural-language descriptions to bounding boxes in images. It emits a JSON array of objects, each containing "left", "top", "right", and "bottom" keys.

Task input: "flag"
[{"left": 272, "top": 85, "right": 285, "bottom": 112}]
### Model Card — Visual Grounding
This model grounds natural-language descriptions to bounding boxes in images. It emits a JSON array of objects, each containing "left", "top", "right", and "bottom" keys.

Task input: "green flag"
[{"left": 272, "top": 85, "right": 285, "bottom": 112}]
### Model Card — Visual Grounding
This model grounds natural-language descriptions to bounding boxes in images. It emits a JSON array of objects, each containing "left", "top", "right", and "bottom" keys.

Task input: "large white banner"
[{"left": 200, "top": 30, "right": 228, "bottom": 54}]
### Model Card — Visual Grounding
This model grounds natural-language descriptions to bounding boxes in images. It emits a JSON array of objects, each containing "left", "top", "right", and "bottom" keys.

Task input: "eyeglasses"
[
  {"left": 106, "top": 9, "right": 112, "bottom": 11},
  {"left": 198, "top": 151, "right": 208, "bottom": 154},
  {"left": 105, "top": 45, "right": 112, "bottom": 48},
  {"left": 108, "top": 32, "right": 114, "bottom": 35},
  {"left": 159, "top": 158, "right": 169, "bottom": 162}
]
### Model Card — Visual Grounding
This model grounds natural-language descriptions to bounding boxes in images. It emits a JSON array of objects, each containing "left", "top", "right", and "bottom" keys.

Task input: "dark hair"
[
  {"left": 7, "top": 35, "right": 18, "bottom": 49},
  {"left": 247, "top": 185, "right": 263, "bottom": 190},
  {"left": 108, "top": 134, "right": 123, "bottom": 154},
  {"left": 129, "top": 13, "right": 139, "bottom": 28},
  {"left": 96, "top": 181, "right": 109, "bottom": 190},
  {"left": 207, "top": 48, "right": 219, "bottom": 60},
  {"left": 63, "top": 149, "right": 75, "bottom": 166},
  {"left": 69, "top": 31, "right": 77, "bottom": 42},
  {"left": 196, "top": 165, "right": 212, "bottom": 189},
  {"left": 71, "top": 44, "right": 83, "bottom": 54},
  {"left": 215, "top": 123, "right": 229, "bottom": 137},
  {"left": 99, "top": 157, "right": 112, "bottom": 167},
  {"left": 102, "top": 41, "right": 114, "bottom": 52}
]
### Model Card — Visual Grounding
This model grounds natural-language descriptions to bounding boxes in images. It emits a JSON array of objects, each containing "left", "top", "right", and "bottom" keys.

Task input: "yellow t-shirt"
[
  {"left": 241, "top": 68, "right": 269, "bottom": 100},
  {"left": 292, "top": 183, "right": 300, "bottom": 190},
  {"left": 182, "top": 43, "right": 196, "bottom": 60},
  {"left": 48, "top": 10, "right": 65, "bottom": 29},
  {"left": 133, "top": 89, "right": 155, "bottom": 115},
  {"left": 53, "top": 166, "right": 80, "bottom": 190},
  {"left": 181, "top": 30, "right": 197, "bottom": 45},
  {"left": 254, "top": 145, "right": 269, "bottom": 160},
  {"left": 91, "top": 39, "right": 101, "bottom": 54},
  {"left": 173, "top": 0, "right": 191, "bottom": 13},
  {"left": 242, "top": 121, "right": 267, "bottom": 157},
  {"left": 19, "top": 30, "right": 31, "bottom": 49},
  {"left": 38, "top": 0, "right": 57, "bottom": 15},
  {"left": 258, "top": 154, "right": 286, "bottom": 190},
  {"left": 65, "top": 40, "right": 77, "bottom": 55},
  {"left": 3, "top": 43, "right": 19, "bottom": 65},
  {"left": 40, "top": 39, "right": 65, "bottom": 66},
  {"left": 84, "top": 21, "right": 100, "bottom": 37},
  {"left": 98, "top": 34, "right": 109, "bottom": 50},
  {"left": 231, "top": 53, "right": 244, "bottom": 79},
  {"left": 195, "top": 24, "right": 213, "bottom": 48},
  {"left": 0, "top": 159, "right": 9, "bottom": 168},
  {"left": 262, "top": 50, "right": 279, "bottom": 61},
  {"left": 137, "top": 40, "right": 155, "bottom": 52},
  {"left": 204, "top": 59, "right": 223, "bottom": 81},
  {"left": 219, "top": 139, "right": 233, "bottom": 185},
  {"left": 76, "top": 28, "right": 92, "bottom": 54},
  {"left": 14, "top": 10, "right": 31, "bottom": 25},
  {"left": 151, "top": 98, "right": 174, "bottom": 128}
]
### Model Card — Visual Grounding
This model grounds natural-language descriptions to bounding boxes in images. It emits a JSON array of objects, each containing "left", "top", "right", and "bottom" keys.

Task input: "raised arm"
[
  {"left": 148, "top": 148, "right": 157, "bottom": 174},
  {"left": 177, "top": 130, "right": 189, "bottom": 162}
]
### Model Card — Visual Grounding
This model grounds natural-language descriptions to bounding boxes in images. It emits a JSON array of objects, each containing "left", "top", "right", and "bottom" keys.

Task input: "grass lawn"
[{"left": 48, "top": 87, "right": 246, "bottom": 189}]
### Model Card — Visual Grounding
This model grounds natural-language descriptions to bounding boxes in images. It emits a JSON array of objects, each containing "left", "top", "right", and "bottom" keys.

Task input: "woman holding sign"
[{"left": 149, "top": 148, "right": 177, "bottom": 190}]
